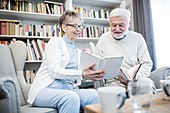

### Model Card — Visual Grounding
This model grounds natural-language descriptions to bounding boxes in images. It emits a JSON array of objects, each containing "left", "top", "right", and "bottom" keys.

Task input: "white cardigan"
[{"left": 27, "top": 37, "right": 82, "bottom": 104}]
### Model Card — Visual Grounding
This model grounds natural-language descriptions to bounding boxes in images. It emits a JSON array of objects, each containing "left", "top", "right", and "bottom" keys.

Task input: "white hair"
[{"left": 109, "top": 8, "right": 131, "bottom": 23}]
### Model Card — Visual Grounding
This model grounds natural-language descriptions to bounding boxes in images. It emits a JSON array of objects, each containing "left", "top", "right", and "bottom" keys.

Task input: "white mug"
[
  {"left": 97, "top": 86, "right": 126, "bottom": 113},
  {"left": 160, "top": 80, "right": 170, "bottom": 100}
]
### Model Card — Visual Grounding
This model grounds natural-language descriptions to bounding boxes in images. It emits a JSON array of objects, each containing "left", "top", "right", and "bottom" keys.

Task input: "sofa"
[{"left": 0, "top": 41, "right": 57, "bottom": 113}]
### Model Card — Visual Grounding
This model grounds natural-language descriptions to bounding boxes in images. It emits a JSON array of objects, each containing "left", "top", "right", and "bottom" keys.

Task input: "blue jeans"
[{"left": 32, "top": 80, "right": 100, "bottom": 113}]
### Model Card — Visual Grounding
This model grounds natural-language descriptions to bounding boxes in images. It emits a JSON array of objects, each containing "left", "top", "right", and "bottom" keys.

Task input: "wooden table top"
[{"left": 85, "top": 93, "right": 170, "bottom": 113}]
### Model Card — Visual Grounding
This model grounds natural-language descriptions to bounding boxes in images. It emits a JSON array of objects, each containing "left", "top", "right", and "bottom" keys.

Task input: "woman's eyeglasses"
[{"left": 66, "top": 24, "right": 85, "bottom": 30}]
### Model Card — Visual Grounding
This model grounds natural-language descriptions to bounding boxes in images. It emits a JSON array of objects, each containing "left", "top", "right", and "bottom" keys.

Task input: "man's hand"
[
  {"left": 82, "top": 63, "right": 105, "bottom": 81},
  {"left": 118, "top": 76, "right": 129, "bottom": 85}
]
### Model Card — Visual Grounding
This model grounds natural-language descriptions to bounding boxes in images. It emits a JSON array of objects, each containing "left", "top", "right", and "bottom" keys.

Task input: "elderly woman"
[{"left": 27, "top": 10, "right": 105, "bottom": 113}]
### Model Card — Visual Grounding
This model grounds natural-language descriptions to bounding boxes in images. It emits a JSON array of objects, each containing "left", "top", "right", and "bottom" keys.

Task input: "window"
[{"left": 151, "top": 0, "right": 170, "bottom": 68}]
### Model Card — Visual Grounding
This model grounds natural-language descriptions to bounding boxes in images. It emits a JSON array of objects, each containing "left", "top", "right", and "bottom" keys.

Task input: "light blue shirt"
[
  {"left": 49, "top": 36, "right": 79, "bottom": 87},
  {"left": 63, "top": 36, "right": 78, "bottom": 70}
]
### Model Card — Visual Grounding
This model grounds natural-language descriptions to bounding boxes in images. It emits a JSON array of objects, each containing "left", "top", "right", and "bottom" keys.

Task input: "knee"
[
  {"left": 58, "top": 92, "right": 80, "bottom": 113},
  {"left": 64, "top": 91, "right": 80, "bottom": 105},
  {"left": 85, "top": 89, "right": 100, "bottom": 104},
  {"left": 138, "top": 77, "right": 154, "bottom": 84},
  {"left": 90, "top": 89, "right": 99, "bottom": 98},
  {"left": 138, "top": 77, "right": 156, "bottom": 94}
]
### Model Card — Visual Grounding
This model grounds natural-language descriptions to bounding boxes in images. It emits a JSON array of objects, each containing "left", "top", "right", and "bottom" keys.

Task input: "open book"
[
  {"left": 80, "top": 51, "right": 124, "bottom": 79},
  {"left": 119, "top": 63, "right": 142, "bottom": 80}
]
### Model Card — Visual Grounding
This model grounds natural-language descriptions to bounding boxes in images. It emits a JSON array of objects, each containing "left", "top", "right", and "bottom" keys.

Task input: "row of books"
[
  {"left": 0, "top": 0, "right": 64, "bottom": 15},
  {"left": 74, "top": 6, "right": 110, "bottom": 19},
  {"left": 26, "top": 39, "right": 46, "bottom": 61},
  {"left": 0, "top": 20, "right": 20, "bottom": 36},
  {"left": 0, "top": 20, "right": 63, "bottom": 37},
  {"left": 0, "top": 19, "right": 110, "bottom": 38},
  {"left": 80, "top": 26, "right": 110, "bottom": 38}
]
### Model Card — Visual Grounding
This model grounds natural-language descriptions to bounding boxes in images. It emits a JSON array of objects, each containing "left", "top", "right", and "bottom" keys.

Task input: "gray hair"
[
  {"left": 109, "top": 8, "right": 131, "bottom": 23},
  {"left": 59, "top": 10, "right": 84, "bottom": 33},
  {"left": 59, "top": 10, "right": 84, "bottom": 27}
]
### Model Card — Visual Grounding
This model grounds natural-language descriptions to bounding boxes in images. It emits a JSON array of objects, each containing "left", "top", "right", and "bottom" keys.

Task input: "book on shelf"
[
  {"left": 37, "top": 39, "right": 45, "bottom": 57},
  {"left": 0, "top": 0, "right": 64, "bottom": 15},
  {"left": 31, "top": 39, "right": 42, "bottom": 60},
  {"left": 0, "top": 21, "right": 6, "bottom": 35},
  {"left": 26, "top": 39, "right": 46, "bottom": 61},
  {"left": 0, "top": 19, "right": 61, "bottom": 37},
  {"left": 27, "top": 39, "right": 35, "bottom": 60},
  {"left": 0, "top": 20, "right": 20, "bottom": 35},
  {"left": 74, "top": 6, "right": 109, "bottom": 19},
  {"left": 0, "top": 41, "right": 8, "bottom": 45},
  {"left": 80, "top": 26, "right": 110, "bottom": 38},
  {"left": 118, "top": 63, "right": 143, "bottom": 80},
  {"left": 44, "top": 1, "right": 64, "bottom": 15},
  {"left": 0, "top": 38, "right": 16, "bottom": 45},
  {"left": 80, "top": 51, "right": 124, "bottom": 79}
]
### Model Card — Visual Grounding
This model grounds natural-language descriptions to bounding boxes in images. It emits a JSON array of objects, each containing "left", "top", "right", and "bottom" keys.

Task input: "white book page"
[
  {"left": 80, "top": 51, "right": 124, "bottom": 79},
  {"left": 101, "top": 57, "right": 124, "bottom": 79},
  {"left": 127, "top": 64, "right": 141, "bottom": 79},
  {"left": 119, "top": 64, "right": 142, "bottom": 80},
  {"left": 80, "top": 51, "right": 101, "bottom": 70}
]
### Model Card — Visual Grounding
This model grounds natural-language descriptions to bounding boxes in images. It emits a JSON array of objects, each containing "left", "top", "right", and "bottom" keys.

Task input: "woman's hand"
[{"left": 82, "top": 63, "right": 105, "bottom": 81}]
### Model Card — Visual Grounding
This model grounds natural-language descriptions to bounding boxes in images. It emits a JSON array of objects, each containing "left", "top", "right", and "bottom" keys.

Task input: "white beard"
[{"left": 112, "top": 30, "right": 128, "bottom": 39}]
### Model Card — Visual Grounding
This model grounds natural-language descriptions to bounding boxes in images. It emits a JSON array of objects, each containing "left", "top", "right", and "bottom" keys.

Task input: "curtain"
[{"left": 132, "top": 0, "right": 157, "bottom": 70}]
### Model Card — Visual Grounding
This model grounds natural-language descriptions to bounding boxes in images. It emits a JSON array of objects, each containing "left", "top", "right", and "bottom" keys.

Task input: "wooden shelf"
[
  {"left": 0, "top": 10, "right": 61, "bottom": 23},
  {"left": 0, "top": 35, "right": 99, "bottom": 43},
  {"left": 25, "top": 60, "right": 42, "bottom": 63},
  {"left": 83, "top": 17, "right": 109, "bottom": 26},
  {"left": 0, "top": 35, "right": 53, "bottom": 41},
  {"left": 26, "top": 0, "right": 66, "bottom": 2},
  {"left": 73, "top": 0, "right": 122, "bottom": 8}
]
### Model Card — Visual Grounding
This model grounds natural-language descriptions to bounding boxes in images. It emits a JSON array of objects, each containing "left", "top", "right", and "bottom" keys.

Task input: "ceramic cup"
[
  {"left": 160, "top": 80, "right": 170, "bottom": 100},
  {"left": 97, "top": 86, "right": 126, "bottom": 113}
]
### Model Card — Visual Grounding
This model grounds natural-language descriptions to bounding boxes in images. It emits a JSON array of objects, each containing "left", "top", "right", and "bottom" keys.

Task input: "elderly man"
[{"left": 95, "top": 8, "right": 156, "bottom": 93}]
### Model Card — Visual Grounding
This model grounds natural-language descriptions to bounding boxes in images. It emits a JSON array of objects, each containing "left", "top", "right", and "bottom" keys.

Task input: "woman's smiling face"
[{"left": 62, "top": 17, "right": 83, "bottom": 41}]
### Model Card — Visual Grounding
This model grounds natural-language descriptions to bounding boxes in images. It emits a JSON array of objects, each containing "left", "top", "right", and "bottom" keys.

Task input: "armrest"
[
  {"left": 0, "top": 83, "right": 9, "bottom": 99},
  {"left": 0, "top": 77, "right": 21, "bottom": 113},
  {"left": 149, "top": 66, "right": 170, "bottom": 89}
]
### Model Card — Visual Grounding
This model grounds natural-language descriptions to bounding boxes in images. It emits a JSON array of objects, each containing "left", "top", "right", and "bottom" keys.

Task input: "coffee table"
[{"left": 85, "top": 93, "right": 170, "bottom": 113}]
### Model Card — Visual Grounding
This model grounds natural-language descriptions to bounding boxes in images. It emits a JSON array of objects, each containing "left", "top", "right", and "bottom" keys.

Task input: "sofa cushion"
[{"left": 0, "top": 44, "right": 16, "bottom": 76}]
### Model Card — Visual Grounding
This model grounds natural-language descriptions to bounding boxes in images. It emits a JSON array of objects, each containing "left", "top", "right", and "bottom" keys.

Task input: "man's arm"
[{"left": 136, "top": 36, "right": 153, "bottom": 78}]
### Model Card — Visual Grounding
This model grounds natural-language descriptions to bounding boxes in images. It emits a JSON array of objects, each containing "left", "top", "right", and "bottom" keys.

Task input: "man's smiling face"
[{"left": 109, "top": 16, "right": 129, "bottom": 39}]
